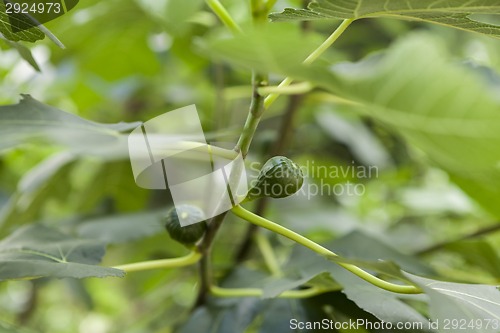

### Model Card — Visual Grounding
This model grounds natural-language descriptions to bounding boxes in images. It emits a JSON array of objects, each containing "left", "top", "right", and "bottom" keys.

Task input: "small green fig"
[
  {"left": 246, "top": 156, "right": 304, "bottom": 201},
  {"left": 164, "top": 205, "right": 207, "bottom": 245}
]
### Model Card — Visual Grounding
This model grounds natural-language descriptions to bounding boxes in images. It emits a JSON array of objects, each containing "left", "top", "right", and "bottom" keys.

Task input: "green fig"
[
  {"left": 247, "top": 156, "right": 304, "bottom": 201},
  {"left": 164, "top": 205, "right": 207, "bottom": 245}
]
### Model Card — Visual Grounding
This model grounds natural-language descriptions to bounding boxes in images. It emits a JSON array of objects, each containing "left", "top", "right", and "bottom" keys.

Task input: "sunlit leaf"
[{"left": 270, "top": 0, "right": 500, "bottom": 39}]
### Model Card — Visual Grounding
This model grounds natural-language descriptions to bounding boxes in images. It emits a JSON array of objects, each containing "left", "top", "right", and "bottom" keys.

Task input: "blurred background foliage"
[{"left": 1, "top": 0, "right": 500, "bottom": 332}]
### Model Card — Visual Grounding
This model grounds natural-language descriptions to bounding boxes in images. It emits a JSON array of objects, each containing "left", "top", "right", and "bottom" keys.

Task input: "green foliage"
[{"left": 2, "top": 0, "right": 500, "bottom": 332}]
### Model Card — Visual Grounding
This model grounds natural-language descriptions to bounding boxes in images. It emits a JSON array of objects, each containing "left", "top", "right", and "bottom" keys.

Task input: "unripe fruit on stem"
[
  {"left": 246, "top": 156, "right": 304, "bottom": 201},
  {"left": 164, "top": 205, "right": 207, "bottom": 246}
]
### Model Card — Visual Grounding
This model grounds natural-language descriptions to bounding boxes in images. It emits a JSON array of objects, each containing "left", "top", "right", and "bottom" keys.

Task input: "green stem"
[
  {"left": 210, "top": 285, "right": 338, "bottom": 298},
  {"left": 254, "top": 232, "right": 282, "bottom": 277},
  {"left": 263, "top": 77, "right": 294, "bottom": 109},
  {"left": 234, "top": 72, "right": 267, "bottom": 157},
  {"left": 194, "top": 1, "right": 268, "bottom": 308},
  {"left": 303, "top": 19, "right": 354, "bottom": 65},
  {"left": 194, "top": 212, "right": 229, "bottom": 308},
  {"left": 231, "top": 205, "right": 422, "bottom": 294},
  {"left": 258, "top": 82, "right": 313, "bottom": 95},
  {"left": 113, "top": 251, "right": 201, "bottom": 273},
  {"left": 206, "top": 0, "right": 242, "bottom": 34},
  {"left": 263, "top": 18, "right": 355, "bottom": 109}
]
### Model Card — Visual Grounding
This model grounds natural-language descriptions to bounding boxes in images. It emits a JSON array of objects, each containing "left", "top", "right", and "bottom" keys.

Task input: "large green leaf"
[
  {"left": 406, "top": 273, "right": 500, "bottom": 332},
  {"left": 0, "top": 95, "right": 140, "bottom": 155},
  {"left": 270, "top": 0, "right": 500, "bottom": 39},
  {"left": 0, "top": 224, "right": 124, "bottom": 280},
  {"left": 322, "top": 34, "right": 500, "bottom": 217}
]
